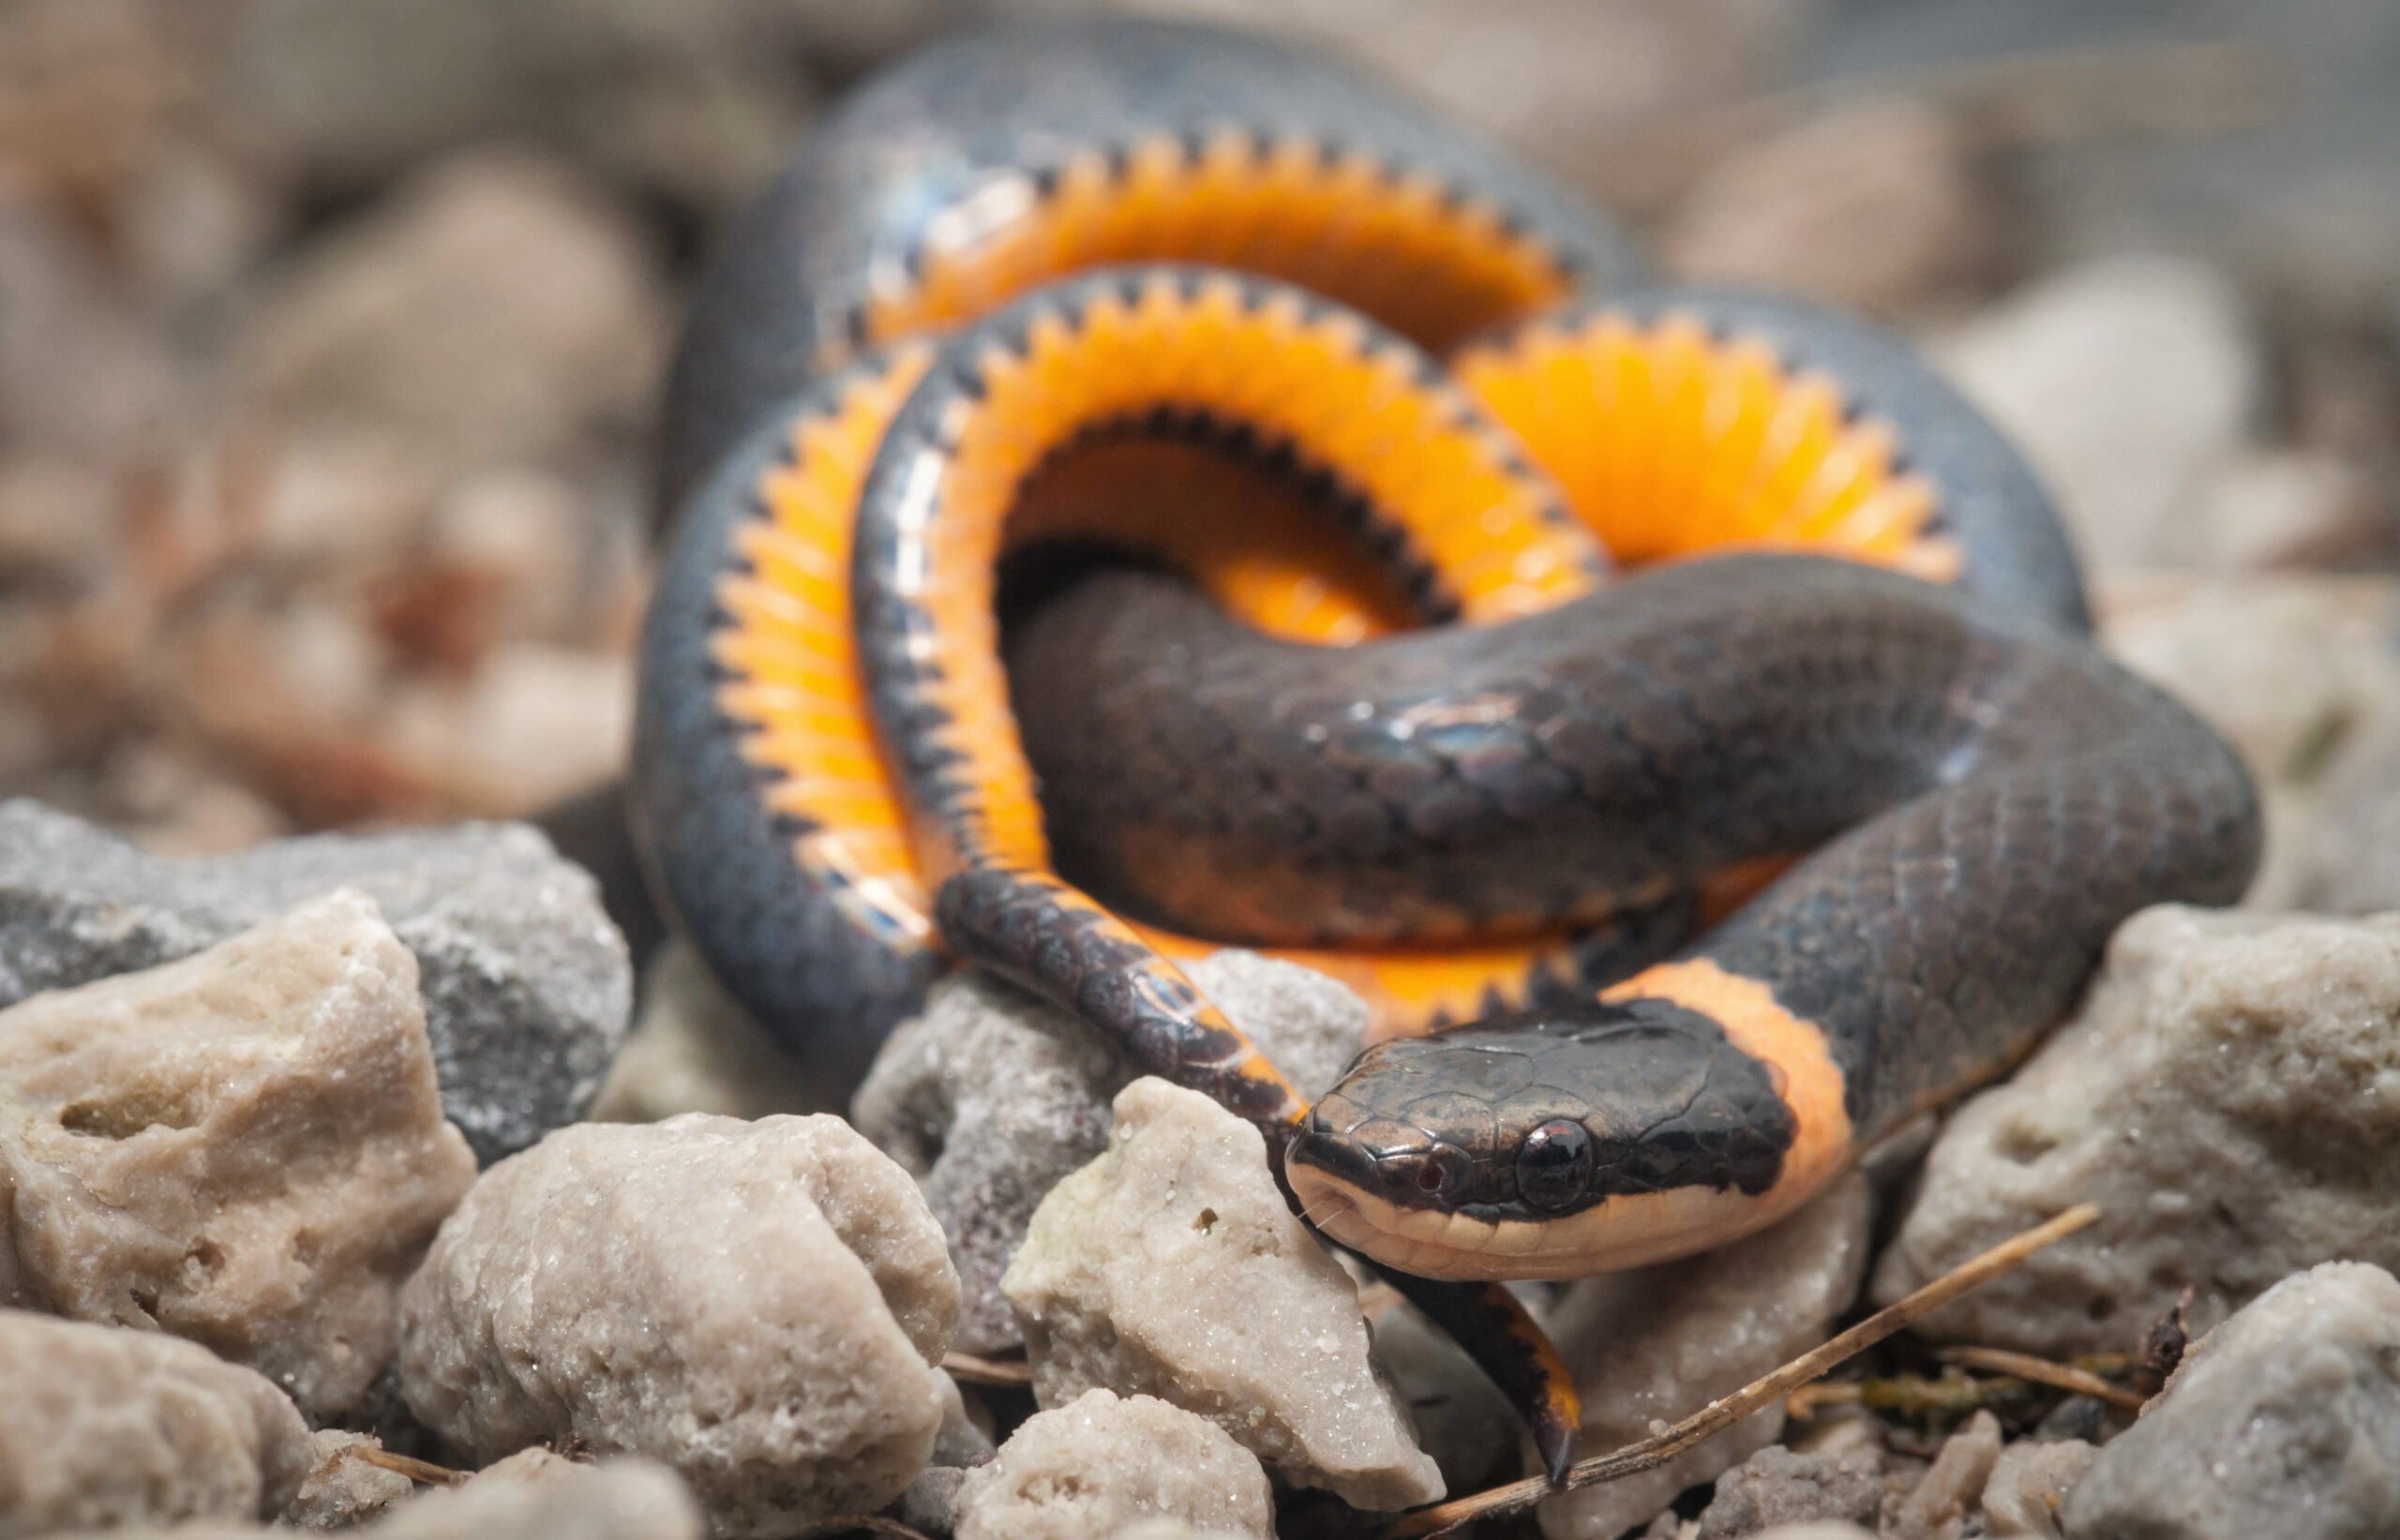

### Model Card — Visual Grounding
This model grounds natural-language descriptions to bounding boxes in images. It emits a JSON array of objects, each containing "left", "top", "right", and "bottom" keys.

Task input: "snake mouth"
[{"left": 1287, "top": 1126, "right": 1814, "bottom": 1281}]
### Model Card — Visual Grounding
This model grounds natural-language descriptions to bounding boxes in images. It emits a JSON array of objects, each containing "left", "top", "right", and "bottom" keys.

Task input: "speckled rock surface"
[
  {"left": 1982, "top": 1439, "right": 2094, "bottom": 1539},
  {"left": 2062, "top": 1262, "right": 2400, "bottom": 1540},
  {"left": 0, "top": 799, "right": 630, "bottom": 1163},
  {"left": 1696, "top": 1443, "right": 1884, "bottom": 1538},
  {"left": 0, "top": 1308, "right": 313, "bottom": 1534},
  {"left": 398, "top": 1113, "right": 957, "bottom": 1535},
  {"left": 281, "top": 1430, "right": 415, "bottom": 1530},
  {"left": 853, "top": 952, "right": 1368, "bottom": 1354},
  {"left": 952, "top": 1389, "right": 1273, "bottom": 1540},
  {"left": 0, "top": 890, "right": 477, "bottom": 1417},
  {"left": 377, "top": 1453, "right": 700, "bottom": 1540},
  {"left": 1538, "top": 1174, "right": 1874, "bottom": 1540},
  {"left": 1874, "top": 905, "right": 2400, "bottom": 1353},
  {"left": 1002, "top": 1077, "right": 1442, "bottom": 1511}
]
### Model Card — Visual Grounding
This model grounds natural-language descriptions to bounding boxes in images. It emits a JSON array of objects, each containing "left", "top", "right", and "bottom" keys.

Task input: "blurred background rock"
[{"left": 2, "top": 0, "right": 2396, "bottom": 913}]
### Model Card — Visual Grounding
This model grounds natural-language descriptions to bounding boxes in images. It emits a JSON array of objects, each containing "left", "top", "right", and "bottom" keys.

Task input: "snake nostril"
[{"left": 1416, "top": 1163, "right": 1444, "bottom": 1193}]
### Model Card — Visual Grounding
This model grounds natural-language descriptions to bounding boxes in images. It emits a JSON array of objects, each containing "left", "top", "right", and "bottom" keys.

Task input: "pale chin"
[{"left": 1284, "top": 1156, "right": 1816, "bottom": 1282}]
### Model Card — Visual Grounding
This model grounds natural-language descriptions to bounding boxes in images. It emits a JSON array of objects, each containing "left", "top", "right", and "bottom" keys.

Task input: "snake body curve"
[{"left": 635, "top": 17, "right": 2262, "bottom": 1481}]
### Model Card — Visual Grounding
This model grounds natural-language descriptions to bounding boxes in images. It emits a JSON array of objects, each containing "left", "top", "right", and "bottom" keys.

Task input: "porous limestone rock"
[
  {"left": 1538, "top": 1174, "right": 1874, "bottom": 1540},
  {"left": 0, "top": 890, "right": 477, "bottom": 1417},
  {"left": 1001, "top": 1077, "right": 1443, "bottom": 1511},
  {"left": 854, "top": 952, "right": 1368, "bottom": 1353},
  {"left": 1110, "top": 1525, "right": 1261, "bottom": 1540},
  {"left": 1874, "top": 905, "right": 2400, "bottom": 1353},
  {"left": 1695, "top": 1443, "right": 1884, "bottom": 1538},
  {"left": 0, "top": 799, "right": 631, "bottom": 1163},
  {"left": 951, "top": 1389, "right": 1273, "bottom": 1540},
  {"left": 376, "top": 1453, "right": 700, "bottom": 1540},
  {"left": 398, "top": 1113, "right": 958, "bottom": 1536},
  {"left": 2061, "top": 1262, "right": 2400, "bottom": 1540},
  {"left": 281, "top": 1430, "right": 415, "bottom": 1530},
  {"left": 0, "top": 1309, "right": 313, "bottom": 1535},
  {"left": 1981, "top": 1439, "right": 2094, "bottom": 1540}
]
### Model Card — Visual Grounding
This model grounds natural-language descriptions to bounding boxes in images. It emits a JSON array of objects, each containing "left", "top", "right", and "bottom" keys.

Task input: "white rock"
[
  {"left": 1537, "top": 1174, "right": 1873, "bottom": 1540},
  {"left": 1932, "top": 255, "right": 2259, "bottom": 572},
  {"left": 280, "top": 1429, "right": 415, "bottom": 1531},
  {"left": 952, "top": 1388, "right": 1273, "bottom": 1540},
  {"left": 2099, "top": 571, "right": 2400, "bottom": 907},
  {"left": 240, "top": 147, "right": 666, "bottom": 471},
  {"left": 398, "top": 1114, "right": 958, "bottom": 1535},
  {"left": 0, "top": 890, "right": 477, "bottom": 1418},
  {"left": 1886, "top": 1410, "right": 2002, "bottom": 1540},
  {"left": 376, "top": 1453, "right": 701, "bottom": 1540},
  {"left": 0, "top": 1308, "right": 313, "bottom": 1534},
  {"left": 1980, "top": 1438, "right": 2095, "bottom": 1539},
  {"left": 1873, "top": 905, "right": 2400, "bottom": 1353},
  {"left": 2061, "top": 1262, "right": 2400, "bottom": 1539},
  {"left": 1003, "top": 1077, "right": 1442, "bottom": 1510},
  {"left": 1664, "top": 97, "right": 1991, "bottom": 315},
  {"left": 384, "top": 642, "right": 633, "bottom": 815},
  {"left": 2186, "top": 448, "right": 2378, "bottom": 570}
]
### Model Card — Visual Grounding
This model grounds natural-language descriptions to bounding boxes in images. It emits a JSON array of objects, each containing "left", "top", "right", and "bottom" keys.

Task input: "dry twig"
[
  {"left": 789, "top": 1517, "right": 934, "bottom": 1540},
  {"left": 1936, "top": 1345, "right": 2146, "bottom": 1411},
  {"left": 941, "top": 1350, "right": 1033, "bottom": 1387},
  {"left": 1374, "top": 1203, "right": 2101, "bottom": 1538},
  {"left": 350, "top": 1446, "right": 468, "bottom": 1487}
]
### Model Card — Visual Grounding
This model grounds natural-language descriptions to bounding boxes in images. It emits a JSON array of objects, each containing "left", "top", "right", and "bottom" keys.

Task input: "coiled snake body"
[{"left": 636, "top": 19, "right": 2260, "bottom": 1480}]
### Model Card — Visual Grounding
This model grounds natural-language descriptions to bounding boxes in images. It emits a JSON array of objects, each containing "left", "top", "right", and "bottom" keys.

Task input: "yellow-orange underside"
[{"left": 708, "top": 154, "right": 1957, "bottom": 1038}]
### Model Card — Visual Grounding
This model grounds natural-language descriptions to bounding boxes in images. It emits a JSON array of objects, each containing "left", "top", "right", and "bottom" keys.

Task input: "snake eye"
[{"left": 1517, "top": 1119, "right": 1594, "bottom": 1212}]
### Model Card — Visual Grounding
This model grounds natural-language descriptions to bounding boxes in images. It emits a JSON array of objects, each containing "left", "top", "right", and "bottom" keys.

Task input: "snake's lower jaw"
[{"left": 1287, "top": 1141, "right": 1810, "bottom": 1281}]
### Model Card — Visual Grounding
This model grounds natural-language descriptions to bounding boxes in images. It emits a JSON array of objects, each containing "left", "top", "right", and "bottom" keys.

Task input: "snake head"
[{"left": 1286, "top": 996, "right": 1809, "bottom": 1280}]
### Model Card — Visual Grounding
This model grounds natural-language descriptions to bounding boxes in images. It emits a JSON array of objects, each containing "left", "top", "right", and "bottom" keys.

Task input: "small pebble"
[
  {"left": 281, "top": 1430, "right": 416, "bottom": 1530},
  {"left": 952, "top": 1388, "right": 1273, "bottom": 1540}
]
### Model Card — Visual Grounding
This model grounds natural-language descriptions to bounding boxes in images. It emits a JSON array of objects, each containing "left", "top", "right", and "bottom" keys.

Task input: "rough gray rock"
[
  {"left": 0, "top": 890, "right": 477, "bottom": 1418},
  {"left": 0, "top": 1308, "right": 314, "bottom": 1534},
  {"left": 1002, "top": 1077, "right": 1443, "bottom": 1511},
  {"left": 1874, "top": 905, "right": 2400, "bottom": 1353},
  {"left": 398, "top": 1114, "right": 958, "bottom": 1535},
  {"left": 280, "top": 1430, "right": 416, "bottom": 1530},
  {"left": 853, "top": 953, "right": 1368, "bottom": 1353},
  {"left": 1981, "top": 1438, "right": 2094, "bottom": 1539},
  {"left": 952, "top": 1389, "right": 1274, "bottom": 1540},
  {"left": 1537, "top": 1174, "right": 1875, "bottom": 1540},
  {"left": 2062, "top": 1261, "right": 2400, "bottom": 1540},
  {"left": 1696, "top": 1444, "right": 1884, "bottom": 1538},
  {"left": 0, "top": 798, "right": 631, "bottom": 1163}
]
